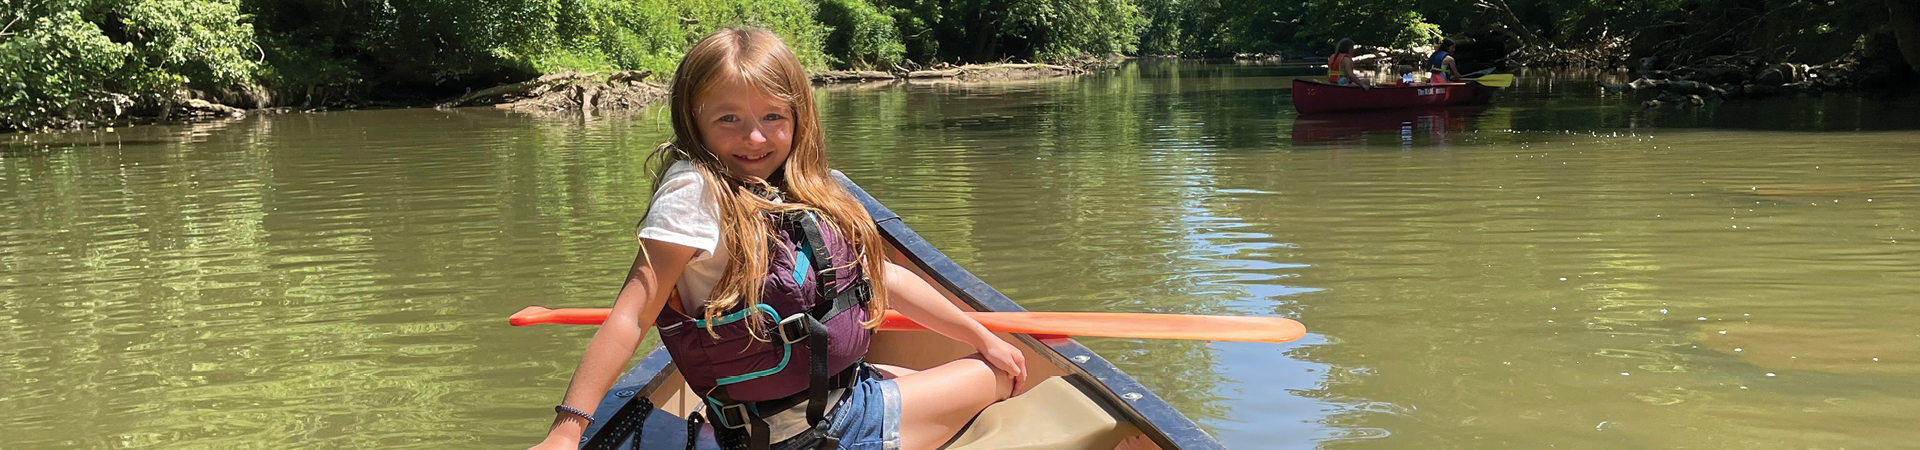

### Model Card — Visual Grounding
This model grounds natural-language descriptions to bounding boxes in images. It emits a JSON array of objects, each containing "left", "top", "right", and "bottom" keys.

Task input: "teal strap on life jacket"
[
  {"left": 691, "top": 302, "right": 779, "bottom": 328},
  {"left": 705, "top": 303, "right": 794, "bottom": 386},
  {"left": 715, "top": 336, "right": 794, "bottom": 385}
]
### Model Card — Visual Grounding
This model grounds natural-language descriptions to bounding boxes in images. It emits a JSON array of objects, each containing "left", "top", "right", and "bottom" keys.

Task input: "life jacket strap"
[
  {"left": 767, "top": 311, "right": 834, "bottom": 426},
  {"left": 705, "top": 391, "right": 771, "bottom": 450},
  {"left": 791, "top": 209, "right": 869, "bottom": 325},
  {"left": 801, "top": 314, "right": 832, "bottom": 426},
  {"left": 790, "top": 212, "right": 844, "bottom": 302},
  {"left": 702, "top": 363, "right": 863, "bottom": 450}
]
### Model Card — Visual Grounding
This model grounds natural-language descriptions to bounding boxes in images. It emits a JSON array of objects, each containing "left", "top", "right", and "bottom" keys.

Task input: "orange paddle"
[{"left": 510, "top": 306, "right": 1306, "bottom": 344}]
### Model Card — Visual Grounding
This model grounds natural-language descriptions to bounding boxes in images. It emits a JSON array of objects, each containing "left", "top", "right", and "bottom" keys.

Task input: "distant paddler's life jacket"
[
  {"left": 1429, "top": 51, "right": 1453, "bottom": 82},
  {"left": 653, "top": 203, "right": 873, "bottom": 450},
  {"left": 1327, "top": 54, "right": 1349, "bottom": 84}
]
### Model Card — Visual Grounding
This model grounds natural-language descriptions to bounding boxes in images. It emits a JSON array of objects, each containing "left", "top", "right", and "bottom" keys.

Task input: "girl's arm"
[
  {"left": 878, "top": 262, "right": 1028, "bottom": 391},
  {"left": 531, "top": 240, "right": 696, "bottom": 450},
  {"left": 1347, "top": 56, "right": 1373, "bottom": 89}
]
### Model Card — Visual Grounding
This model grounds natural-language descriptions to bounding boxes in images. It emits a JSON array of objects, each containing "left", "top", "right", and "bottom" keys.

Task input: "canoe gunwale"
[{"left": 580, "top": 171, "right": 1224, "bottom": 449}]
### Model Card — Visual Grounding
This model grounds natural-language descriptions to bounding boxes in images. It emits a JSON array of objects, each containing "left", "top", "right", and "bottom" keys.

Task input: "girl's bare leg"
[
  {"left": 869, "top": 363, "right": 918, "bottom": 379},
  {"left": 892, "top": 355, "right": 1013, "bottom": 450}
]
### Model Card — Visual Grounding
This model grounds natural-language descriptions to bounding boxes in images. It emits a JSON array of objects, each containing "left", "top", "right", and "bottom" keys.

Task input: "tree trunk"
[
  {"left": 1890, "top": 0, "right": 1920, "bottom": 73},
  {"left": 1479, "top": 0, "right": 1541, "bottom": 47}
]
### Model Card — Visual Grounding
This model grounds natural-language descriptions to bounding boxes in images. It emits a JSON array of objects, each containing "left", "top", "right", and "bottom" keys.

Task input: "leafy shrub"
[
  {"left": 818, "top": 0, "right": 905, "bottom": 69},
  {"left": 0, "top": 11, "right": 131, "bottom": 129},
  {"left": 880, "top": 0, "right": 1140, "bottom": 63},
  {"left": 1009, "top": 0, "right": 1142, "bottom": 60},
  {"left": 670, "top": 0, "right": 830, "bottom": 69},
  {"left": 113, "top": 0, "right": 260, "bottom": 92}
]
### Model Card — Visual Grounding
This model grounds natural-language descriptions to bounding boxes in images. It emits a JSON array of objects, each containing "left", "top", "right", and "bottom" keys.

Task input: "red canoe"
[{"left": 1291, "top": 78, "right": 1501, "bottom": 113}]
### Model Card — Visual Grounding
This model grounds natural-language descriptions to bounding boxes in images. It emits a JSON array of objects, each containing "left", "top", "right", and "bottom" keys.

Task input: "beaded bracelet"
[{"left": 554, "top": 404, "right": 596, "bottom": 426}]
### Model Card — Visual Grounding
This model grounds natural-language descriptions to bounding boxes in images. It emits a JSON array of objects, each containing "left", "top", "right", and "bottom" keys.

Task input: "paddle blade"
[
  {"left": 510, "top": 306, "right": 612, "bottom": 326},
  {"left": 936, "top": 311, "right": 1306, "bottom": 344},
  {"left": 1467, "top": 73, "right": 1513, "bottom": 88}
]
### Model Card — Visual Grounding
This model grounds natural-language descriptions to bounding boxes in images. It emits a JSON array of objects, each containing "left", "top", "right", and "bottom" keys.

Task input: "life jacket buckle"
[
  {"left": 717, "top": 403, "right": 751, "bottom": 430},
  {"left": 777, "top": 312, "right": 812, "bottom": 345}
]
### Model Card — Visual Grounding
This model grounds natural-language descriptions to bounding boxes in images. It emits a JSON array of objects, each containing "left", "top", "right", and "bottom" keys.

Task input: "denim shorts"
[{"left": 767, "top": 365, "right": 901, "bottom": 450}]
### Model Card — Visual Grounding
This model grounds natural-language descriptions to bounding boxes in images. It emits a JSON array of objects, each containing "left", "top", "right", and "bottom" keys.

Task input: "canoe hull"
[
  {"left": 1291, "top": 78, "right": 1499, "bottom": 113},
  {"left": 1288, "top": 106, "right": 1491, "bottom": 145}
]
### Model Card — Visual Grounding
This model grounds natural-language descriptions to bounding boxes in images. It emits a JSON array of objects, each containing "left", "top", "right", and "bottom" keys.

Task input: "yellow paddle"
[{"left": 1465, "top": 73, "right": 1513, "bottom": 88}]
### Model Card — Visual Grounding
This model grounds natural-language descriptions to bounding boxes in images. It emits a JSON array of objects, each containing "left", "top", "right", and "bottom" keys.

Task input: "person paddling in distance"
[
  {"left": 1328, "top": 38, "right": 1373, "bottom": 89},
  {"left": 1429, "top": 38, "right": 1462, "bottom": 83},
  {"left": 529, "top": 28, "right": 1025, "bottom": 450}
]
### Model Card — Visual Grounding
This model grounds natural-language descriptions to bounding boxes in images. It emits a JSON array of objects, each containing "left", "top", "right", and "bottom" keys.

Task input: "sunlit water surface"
[{"left": 5, "top": 61, "right": 1919, "bottom": 449}]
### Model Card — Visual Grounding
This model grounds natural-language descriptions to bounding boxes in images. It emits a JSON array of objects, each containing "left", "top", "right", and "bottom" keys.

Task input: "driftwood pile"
[
  {"left": 441, "top": 70, "right": 667, "bottom": 113},
  {"left": 1602, "top": 55, "right": 1864, "bottom": 108}
]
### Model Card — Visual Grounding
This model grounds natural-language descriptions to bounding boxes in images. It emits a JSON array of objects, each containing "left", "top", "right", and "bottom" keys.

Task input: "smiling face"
[{"left": 694, "top": 74, "right": 794, "bottom": 181}]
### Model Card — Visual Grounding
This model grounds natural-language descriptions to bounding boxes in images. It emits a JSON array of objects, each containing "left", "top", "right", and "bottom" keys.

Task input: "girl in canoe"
[
  {"left": 1328, "top": 38, "right": 1373, "bottom": 89},
  {"left": 1429, "top": 38, "right": 1461, "bottom": 83},
  {"left": 529, "top": 28, "right": 1025, "bottom": 450}
]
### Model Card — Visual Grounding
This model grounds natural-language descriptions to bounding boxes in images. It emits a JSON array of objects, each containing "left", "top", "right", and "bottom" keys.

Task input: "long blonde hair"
[{"left": 646, "top": 28, "right": 889, "bottom": 333}]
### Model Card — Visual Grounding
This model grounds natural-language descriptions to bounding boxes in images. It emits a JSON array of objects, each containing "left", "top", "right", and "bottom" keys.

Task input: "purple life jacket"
[{"left": 654, "top": 210, "right": 873, "bottom": 403}]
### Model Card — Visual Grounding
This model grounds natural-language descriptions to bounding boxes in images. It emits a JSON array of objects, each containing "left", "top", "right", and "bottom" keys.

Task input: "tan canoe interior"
[{"left": 641, "top": 248, "right": 1163, "bottom": 450}]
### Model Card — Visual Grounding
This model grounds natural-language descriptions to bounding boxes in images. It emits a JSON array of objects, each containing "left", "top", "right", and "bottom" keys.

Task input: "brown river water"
[{"left": 4, "top": 60, "right": 1919, "bottom": 449}]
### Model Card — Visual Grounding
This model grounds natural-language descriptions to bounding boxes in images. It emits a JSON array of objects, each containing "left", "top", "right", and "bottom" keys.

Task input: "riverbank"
[
  {"left": 451, "top": 61, "right": 1096, "bottom": 114},
  {"left": 2, "top": 61, "right": 1104, "bottom": 134}
]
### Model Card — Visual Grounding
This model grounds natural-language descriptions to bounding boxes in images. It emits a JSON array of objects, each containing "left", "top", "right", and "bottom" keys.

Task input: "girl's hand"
[
  {"left": 876, "top": 262, "right": 1027, "bottom": 394},
  {"left": 977, "top": 336, "right": 1027, "bottom": 395}
]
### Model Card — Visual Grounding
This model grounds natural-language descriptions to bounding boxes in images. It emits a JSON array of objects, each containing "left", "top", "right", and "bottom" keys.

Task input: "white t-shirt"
[{"left": 637, "top": 161, "right": 729, "bottom": 313}]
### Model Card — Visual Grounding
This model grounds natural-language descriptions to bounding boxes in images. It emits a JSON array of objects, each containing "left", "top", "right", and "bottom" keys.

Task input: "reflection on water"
[
  {"left": 4, "top": 60, "right": 1920, "bottom": 449},
  {"left": 1289, "top": 106, "right": 1499, "bottom": 147}
]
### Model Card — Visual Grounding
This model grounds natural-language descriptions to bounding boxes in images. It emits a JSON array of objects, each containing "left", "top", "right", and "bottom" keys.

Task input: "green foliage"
[
  {"left": 1, "top": 0, "right": 258, "bottom": 129},
  {"left": 881, "top": 0, "right": 1142, "bottom": 62},
  {"left": 9, "top": 0, "right": 1909, "bottom": 130},
  {"left": 113, "top": 0, "right": 260, "bottom": 91},
  {"left": 818, "top": 0, "right": 906, "bottom": 69},
  {"left": 1137, "top": 0, "right": 1268, "bottom": 56},
  {"left": 236, "top": 0, "right": 833, "bottom": 103},
  {"left": 0, "top": 10, "right": 130, "bottom": 129},
  {"left": 515, "top": 0, "right": 683, "bottom": 75},
  {"left": 1138, "top": 0, "right": 1441, "bottom": 56},
  {"left": 999, "top": 0, "right": 1142, "bottom": 59},
  {"left": 1135, "top": 0, "right": 1905, "bottom": 66},
  {"left": 546, "top": 0, "right": 686, "bottom": 74},
  {"left": 666, "top": 0, "right": 830, "bottom": 69}
]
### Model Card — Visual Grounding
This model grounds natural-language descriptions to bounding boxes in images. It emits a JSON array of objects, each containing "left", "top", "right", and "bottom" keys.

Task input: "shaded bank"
[
  {"left": 8, "top": 0, "right": 1919, "bottom": 132},
  {"left": 1, "top": 0, "right": 1142, "bottom": 133}
]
